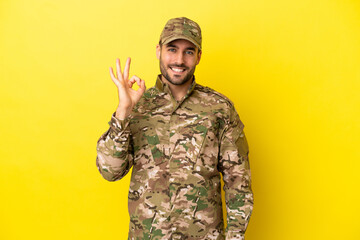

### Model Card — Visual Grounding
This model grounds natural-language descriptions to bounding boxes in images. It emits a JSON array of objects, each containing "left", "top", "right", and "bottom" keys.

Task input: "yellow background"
[{"left": 1, "top": 0, "right": 359, "bottom": 239}]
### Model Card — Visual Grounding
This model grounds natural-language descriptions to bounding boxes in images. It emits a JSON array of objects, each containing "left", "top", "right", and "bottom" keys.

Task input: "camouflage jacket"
[{"left": 96, "top": 75, "right": 253, "bottom": 240}]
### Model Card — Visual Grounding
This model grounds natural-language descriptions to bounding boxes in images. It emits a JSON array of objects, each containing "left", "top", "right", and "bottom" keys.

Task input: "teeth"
[{"left": 171, "top": 67, "right": 185, "bottom": 72}]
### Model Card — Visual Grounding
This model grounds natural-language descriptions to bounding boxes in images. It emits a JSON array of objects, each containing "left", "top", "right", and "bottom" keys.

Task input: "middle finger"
[{"left": 123, "top": 57, "right": 131, "bottom": 81}]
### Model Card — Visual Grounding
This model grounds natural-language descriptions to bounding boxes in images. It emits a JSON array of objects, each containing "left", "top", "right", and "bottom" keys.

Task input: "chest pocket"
[
  {"left": 169, "top": 115, "right": 216, "bottom": 170},
  {"left": 130, "top": 112, "right": 170, "bottom": 167}
]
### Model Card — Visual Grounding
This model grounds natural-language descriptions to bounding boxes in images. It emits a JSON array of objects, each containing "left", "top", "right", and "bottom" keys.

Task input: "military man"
[{"left": 96, "top": 17, "right": 253, "bottom": 239}]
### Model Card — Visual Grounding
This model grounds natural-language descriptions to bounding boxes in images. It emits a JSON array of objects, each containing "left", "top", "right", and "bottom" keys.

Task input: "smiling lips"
[{"left": 170, "top": 66, "right": 186, "bottom": 73}]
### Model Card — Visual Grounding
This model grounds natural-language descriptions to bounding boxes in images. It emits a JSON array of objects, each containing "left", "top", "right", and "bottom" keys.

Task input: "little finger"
[{"left": 109, "top": 67, "right": 120, "bottom": 87}]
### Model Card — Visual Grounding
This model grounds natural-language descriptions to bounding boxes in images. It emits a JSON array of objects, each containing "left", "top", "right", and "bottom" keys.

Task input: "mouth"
[{"left": 169, "top": 67, "right": 186, "bottom": 73}]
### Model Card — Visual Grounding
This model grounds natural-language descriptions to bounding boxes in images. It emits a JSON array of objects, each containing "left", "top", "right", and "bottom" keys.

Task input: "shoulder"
[
  {"left": 194, "top": 83, "right": 243, "bottom": 128},
  {"left": 193, "top": 83, "right": 235, "bottom": 109}
]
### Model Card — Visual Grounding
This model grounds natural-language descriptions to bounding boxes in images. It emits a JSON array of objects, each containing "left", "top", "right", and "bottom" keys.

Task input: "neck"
[{"left": 161, "top": 75, "right": 194, "bottom": 101}]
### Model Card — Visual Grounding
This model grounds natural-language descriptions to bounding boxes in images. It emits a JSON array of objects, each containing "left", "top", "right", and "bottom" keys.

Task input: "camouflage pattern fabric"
[
  {"left": 96, "top": 75, "right": 254, "bottom": 239},
  {"left": 160, "top": 17, "right": 202, "bottom": 50}
]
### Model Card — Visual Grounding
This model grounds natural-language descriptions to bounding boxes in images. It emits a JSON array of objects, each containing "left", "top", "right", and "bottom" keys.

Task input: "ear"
[
  {"left": 156, "top": 44, "right": 161, "bottom": 60},
  {"left": 196, "top": 50, "right": 202, "bottom": 65}
]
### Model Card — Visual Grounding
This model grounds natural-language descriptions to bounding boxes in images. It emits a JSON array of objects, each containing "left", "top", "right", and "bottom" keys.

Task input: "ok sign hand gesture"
[{"left": 109, "top": 58, "right": 146, "bottom": 120}]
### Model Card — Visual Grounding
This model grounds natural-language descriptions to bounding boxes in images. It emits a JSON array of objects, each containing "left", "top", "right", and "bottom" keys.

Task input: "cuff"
[{"left": 108, "top": 112, "right": 132, "bottom": 134}]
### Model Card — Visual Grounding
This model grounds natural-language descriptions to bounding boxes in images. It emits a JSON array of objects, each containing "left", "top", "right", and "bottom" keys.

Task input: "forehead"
[{"left": 165, "top": 39, "right": 197, "bottom": 49}]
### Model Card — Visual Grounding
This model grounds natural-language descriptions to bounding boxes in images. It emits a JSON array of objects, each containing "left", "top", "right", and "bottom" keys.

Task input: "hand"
[{"left": 109, "top": 58, "right": 146, "bottom": 119}]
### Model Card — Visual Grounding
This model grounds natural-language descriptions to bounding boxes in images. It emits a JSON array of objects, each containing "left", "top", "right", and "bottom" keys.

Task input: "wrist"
[{"left": 115, "top": 107, "right": 132, "bottom": 120}]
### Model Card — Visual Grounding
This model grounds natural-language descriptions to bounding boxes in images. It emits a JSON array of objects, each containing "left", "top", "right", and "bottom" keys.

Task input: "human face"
[{"left": 156, "top": 39, "right": 202, "bottom": 86}]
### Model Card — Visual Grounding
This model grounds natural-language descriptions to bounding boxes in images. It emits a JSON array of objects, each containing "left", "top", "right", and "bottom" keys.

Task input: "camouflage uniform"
[{"left": 96, "top": 74, "right": 253, "bottom": 239}]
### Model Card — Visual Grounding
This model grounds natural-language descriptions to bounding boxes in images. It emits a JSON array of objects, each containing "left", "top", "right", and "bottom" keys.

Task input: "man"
[{"left": 96, "top": 17, "right": 253, "bottom": 240}]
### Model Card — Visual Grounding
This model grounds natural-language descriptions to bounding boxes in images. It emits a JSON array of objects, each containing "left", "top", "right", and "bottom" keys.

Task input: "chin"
[{"left": 168, "top": 76, "right": 190, "bottom": 85}]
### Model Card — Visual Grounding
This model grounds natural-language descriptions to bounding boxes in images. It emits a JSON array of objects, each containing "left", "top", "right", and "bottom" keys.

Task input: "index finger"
[{"left": 123, "top": 57, "right": 131, "bottom": 81}]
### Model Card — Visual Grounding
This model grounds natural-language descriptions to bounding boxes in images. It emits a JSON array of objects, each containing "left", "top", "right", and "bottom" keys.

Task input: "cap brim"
[{"left": 162, "top": 35, "right": 201, "bottom": 51}]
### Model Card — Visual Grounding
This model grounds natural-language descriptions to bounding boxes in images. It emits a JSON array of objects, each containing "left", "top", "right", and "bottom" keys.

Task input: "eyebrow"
[{"left": 166, "top": 44, "right": 196, "bottom": 51}]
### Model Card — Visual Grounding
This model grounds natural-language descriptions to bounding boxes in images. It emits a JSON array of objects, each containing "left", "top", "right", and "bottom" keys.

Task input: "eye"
[
  {"left": 186, "top": 50, "right": 194, "bottom": 55},
  {"left": 168, "top": 48, "right": 176, "bottom": 52}
]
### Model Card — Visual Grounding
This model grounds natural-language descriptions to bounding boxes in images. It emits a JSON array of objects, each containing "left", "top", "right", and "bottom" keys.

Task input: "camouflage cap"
[{"left": 159, "top": 17, "right": 202, "bottom": 50}]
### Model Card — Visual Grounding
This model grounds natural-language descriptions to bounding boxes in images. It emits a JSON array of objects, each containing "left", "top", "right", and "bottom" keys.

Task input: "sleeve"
[
  {"left": 217, "top": 105, "right": 254, "bottom": 240},
  {"left": 96, "top": 111, "right": 134, "bottom": 182}
]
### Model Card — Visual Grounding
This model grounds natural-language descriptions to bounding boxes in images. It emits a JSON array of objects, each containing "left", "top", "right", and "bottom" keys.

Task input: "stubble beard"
[{"left": 159, "top": 56, "right": 196, "bottom": 86}]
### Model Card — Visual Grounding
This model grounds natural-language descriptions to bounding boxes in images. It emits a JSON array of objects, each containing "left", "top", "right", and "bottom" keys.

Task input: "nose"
[{"left": 174, "top": 52, "right": 185, "bottom": 65}]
